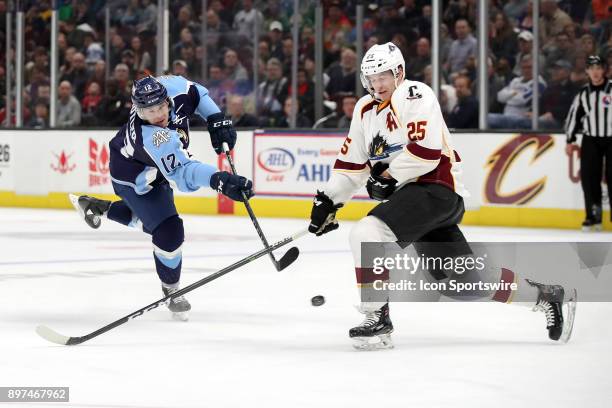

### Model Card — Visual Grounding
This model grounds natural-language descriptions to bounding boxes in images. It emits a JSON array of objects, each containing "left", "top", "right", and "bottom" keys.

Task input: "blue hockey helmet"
[{"left": 131, "top": 76, "right": 168, "bottom": 110}]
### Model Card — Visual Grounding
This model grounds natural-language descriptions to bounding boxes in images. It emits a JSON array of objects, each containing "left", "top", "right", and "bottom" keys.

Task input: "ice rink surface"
[{"left": 1, "top": 207, "right": 611, "bottom": 408}]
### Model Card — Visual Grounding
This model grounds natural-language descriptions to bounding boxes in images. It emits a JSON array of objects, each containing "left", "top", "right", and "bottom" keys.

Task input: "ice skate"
[
  {"left": 162, "top": 285, "right": 191, "bottom": 321},
  {"left": 582, "top": 205, "right": 602, "bottom": 232},
  {"left": 349, "top": 303, "right": 394, "bottom": 350},
  {"left": 527, "top": 279, "right": 577, "bottom": 343},
  {"left": 68, "top": 194, "right": 111, "bottom": 229}
]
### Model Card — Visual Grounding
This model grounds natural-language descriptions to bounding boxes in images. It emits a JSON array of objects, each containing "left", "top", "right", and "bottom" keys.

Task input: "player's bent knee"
[
  {"left": 152, "top": 215, "right": 184, "bottom": 252},
  {"left": 349, "top": 216, "right": 392, "bottom": 246}
]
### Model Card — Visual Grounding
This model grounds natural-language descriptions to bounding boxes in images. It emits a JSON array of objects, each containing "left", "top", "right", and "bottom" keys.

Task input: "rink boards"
[{"left": 0, "top": 129, "right": 603, "bottom": 230}]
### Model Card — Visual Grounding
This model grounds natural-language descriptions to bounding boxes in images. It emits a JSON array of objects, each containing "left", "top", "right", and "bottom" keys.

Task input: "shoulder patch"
[
  {"left": 152, "top": 129, "right": 170, "bottom": 147},
  {"left": 361, "top": 100, "right": 379, "bottom": 118}
]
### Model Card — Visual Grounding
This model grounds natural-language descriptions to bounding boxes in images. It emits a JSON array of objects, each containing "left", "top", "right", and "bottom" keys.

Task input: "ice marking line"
[{"left": 0, "top": 249, "right": 350, "bottom": 267}]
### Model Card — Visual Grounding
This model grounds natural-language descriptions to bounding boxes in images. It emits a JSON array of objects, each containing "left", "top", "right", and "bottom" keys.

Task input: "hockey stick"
[
  {"left": 36, "top": 228, "right": 308, "bottom": 346},
  {"left": 222, "top": 142, "right": 300, "bottom": 271}
]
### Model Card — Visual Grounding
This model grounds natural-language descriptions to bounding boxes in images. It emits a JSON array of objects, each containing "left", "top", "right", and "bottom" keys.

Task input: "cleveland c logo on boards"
[{"left": 484, "top": 134, "right": 554, "bottom": 205}]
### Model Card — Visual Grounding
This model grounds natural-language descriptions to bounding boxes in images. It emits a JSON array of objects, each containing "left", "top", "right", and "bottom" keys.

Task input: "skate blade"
[
  {"left": 171, "top": 311, "right": 189, "bottom": 322},
  {"left": 352, "top": 333, "right": 394, "bottom": 351},
  {"left": 560, "top": 289, "right": 577, "bottom": 343},
  {"left": 68, "top": 194, "right": 85, "bottom": 218}
]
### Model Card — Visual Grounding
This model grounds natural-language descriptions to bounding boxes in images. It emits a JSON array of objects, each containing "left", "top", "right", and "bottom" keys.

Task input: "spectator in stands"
[
  {"left": 325, "top": 47, "right": 357, "bottom": 98},
  {"left": 206, "top": 63, "right": 232, "bottom": 108},
  {"left": 209, "top": 0, "right": 233, "bottom": 26},
  {"left": 82, "top": 82, "right": 102, "bottom": 115},
  {"left": 379, "top": 1, "right": 417, "bottom": 46},
  {"left": 27, "top": 101, "right": 49, "bottom": 129},
  {"left": 35, "top": 84, "right": 51, "bottom": 107},
  {"left": 227, "top": 94, "right": 259, "bottom": 127},
  {"left": 299, "top": 25, "right": 315, "bottom": 61},
  {"left": 445, "top": 18, "right": 477, "bottom": 75},
  {"left": 262, "top": 0, "right": 289, "bottom": 33},
  {"left": 83, "top": 31, "right": 104, "bottom": 66},
  {"left": 233, "top": 0, "right": 264, "bottom": 40},
  {"left": 205, "top": 9, "right": 229, "bottom": 58},
  {"left": 95, "top": 78, "right": 131, "bottom": 127},
  {"left": 258, "top": 39, "right": 272, "bottom": 64},
  {"left": 539, "top": 0, "right": 572, "bottom": 48},
  {"left": 513, "top": 31, "right": 546, "bottom": 78},
  {"left": 412, "top": 5, "right": 432, "bottom": 42},
  {"left": 130, "top": 35, "right": 152, "bottom": 73},
  {"left": 109, "top": 33, "right": 127, "bottom": 68},
  {"left": 323, "top": 0, "right": 352, "bottom": 61},
  {"left": 488, "top": 54, "right": 546, "bottom": 129},
  {"left": 273, "top": 96, "right": 312, "bottom": 128},
  {"left": 26, "top": 67, "right": 49, "bottom": 105},
  {"left": 113, "top": 63, "right": 132, "bottom": 95},
  {"left": 86, "top": 60, "right": 106, "bottom": 95},
  {"left": 25, "top": 47, "right": 49, "bottom": 84},
  {"left": 579, "top": 33, "right": 599, "bottom": 60},
  {"left": 81, "top": 81, "right": 102, "bottom": 126},
  {"left": 289, "top": 67, "right": 315, "bottom": 120},
  {"left": 121, "top": 0, "right": 143, "bottom": 27},
  {"left": 223, "top": 48, "right": 248, "bottom": 82},
  {"left": 57, "top": 32, "right": 68, "bottom": 67},
  {"left": 281, "top": 36, "right": 294, "bottom": 71},
  {"left": 490, "top": 12, "right": 518, "bottom": 65},
  {"left": 485, "top": 56, "right": 506, "bottom": 114},
  {"left": 539, "top": 60, "right": 576, "bottom": 129},
  {"left": 268, "top": 21, "right": 285, "bottom": 61},
  {"left": 172, "top": 27, "right": 196, "bottom": 62},
  {"left": 60, "top": 51, "right": 89, "bottom": 100},
  {"left": 406, "top": 38, "right": 430, "bottom": 81},
  {"left": 570, "top": 51, "right": 589, "bottom": 88},
  {"left": 137, "top": 0, "right": 158, "bottom": 34},
  {"left": 447, "top": 75, "right": 478, "bottom": 129},
  {"left": 180, "top": 44, "right": 200, "bottom": 79},
  {"left": 543, "top": 32, "right": 575, "bottom": 77},
  {"left": 59, "top": 46, "right": 76, "bottom": 78},
  {"left": 257, "top": 58, "right": 288, "bottom": 123},
  {"left": 57, "top": 80, "right": 81, "bottom": 127},
  {"left": 503, "top": 0, "right": 529, "bottom": 24},
  {"left": 336, "top": 93, "right": 358, "bottom": 128},
  {"left": 172, "top": 5, "right": 199, "bottom": 41},
  {"left": 172, "top": 60, "right": 188, "bottom": 77}
]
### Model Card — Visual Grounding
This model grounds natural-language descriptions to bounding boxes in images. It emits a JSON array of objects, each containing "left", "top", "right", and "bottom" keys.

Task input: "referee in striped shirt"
[{"left": 565, "top": 55, "right": 612, "bottom": 231}]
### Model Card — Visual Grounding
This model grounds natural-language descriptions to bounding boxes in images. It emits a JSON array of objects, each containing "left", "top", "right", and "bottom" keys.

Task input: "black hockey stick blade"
[
  {"left": 275, "top": 246, "right": 300, "bottom": 271},
  {"left": 36, "top": 228, "right": 309, "bottom": 346}
]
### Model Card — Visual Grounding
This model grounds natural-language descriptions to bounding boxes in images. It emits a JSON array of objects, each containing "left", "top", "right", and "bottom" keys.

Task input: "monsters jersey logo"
[
  {"left": 152, "top": 130, "right": 170, "bottom": 147},
  {"left": 368, "top": 132, "right": 403, "bottom": 160}
]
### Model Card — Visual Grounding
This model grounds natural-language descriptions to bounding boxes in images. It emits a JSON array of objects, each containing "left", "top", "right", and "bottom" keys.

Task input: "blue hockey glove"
[
  {"left": 210, "top": 171, "right": 254, "bottom": 202},
  {"left": 207, "top": 112, "right": 237, "bottom": 155}
]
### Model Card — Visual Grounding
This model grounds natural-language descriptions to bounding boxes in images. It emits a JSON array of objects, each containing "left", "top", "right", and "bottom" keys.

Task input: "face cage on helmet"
[{"left": 360, "top": 66, "right": 404, "bottom": 101}]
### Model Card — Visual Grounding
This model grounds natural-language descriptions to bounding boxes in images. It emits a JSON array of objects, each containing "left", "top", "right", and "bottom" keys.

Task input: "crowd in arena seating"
[{"left": 0, "top": 0, "right": 610, "bottom": 129}]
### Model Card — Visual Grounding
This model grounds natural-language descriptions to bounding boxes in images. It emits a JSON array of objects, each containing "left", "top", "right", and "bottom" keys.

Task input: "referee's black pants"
[{"left": 580, "top": 136, "right": 612, "bottom": 220}]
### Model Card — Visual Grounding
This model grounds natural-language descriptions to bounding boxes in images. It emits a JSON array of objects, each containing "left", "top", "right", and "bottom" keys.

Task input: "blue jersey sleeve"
[
  {"left": 193, "top": 82, "right": 221, "bottom": 119},
  {"left": 141, "top": 125, "right": 217, "bottom": 192}
]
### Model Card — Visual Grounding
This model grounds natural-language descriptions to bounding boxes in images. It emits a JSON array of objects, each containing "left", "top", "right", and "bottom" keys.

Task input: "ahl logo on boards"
[
  {"left": 89, "top": 138, "right": 110, "bottom": 187},
  {"left": 51, "top": 150, "right": 76, "bottom": 174}
]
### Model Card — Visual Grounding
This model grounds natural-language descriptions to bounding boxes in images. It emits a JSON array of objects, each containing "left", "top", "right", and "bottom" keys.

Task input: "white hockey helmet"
[{"left": 360, "top": 42, "right": 405, "bottom": 99}]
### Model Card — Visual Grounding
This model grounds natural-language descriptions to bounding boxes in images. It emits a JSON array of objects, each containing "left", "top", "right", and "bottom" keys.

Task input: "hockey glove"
[
  {"left": 207, "top": 112, "right": 237, "bottom": 154},
  {"left": 309, "top": 191, "right": 343, "bottom": 236},
  {"left": 366, "top": 162, "right": 397, "bottom": 201},
  {"left": 210, "top": 171, "right": 254, "bottom": 202}
]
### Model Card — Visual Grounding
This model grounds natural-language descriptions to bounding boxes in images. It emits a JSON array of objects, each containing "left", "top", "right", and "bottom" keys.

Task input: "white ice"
[{"left": 0, "top": 207, "right": 610, "bottom": 408}]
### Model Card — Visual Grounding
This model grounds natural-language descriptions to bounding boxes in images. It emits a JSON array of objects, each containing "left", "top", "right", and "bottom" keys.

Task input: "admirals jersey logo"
[
  {"left": 368, "top": 132, "right": 403, "bottom": 160},
  {"left": 152, "top": 129, "right": 170, "bottom": 147},
  {"left": 176, "top": 128, "right": 189, "bottom": 146}
]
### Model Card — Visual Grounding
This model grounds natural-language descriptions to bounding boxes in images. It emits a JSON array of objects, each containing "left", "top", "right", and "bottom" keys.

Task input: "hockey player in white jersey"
[{"left": 308, "top": 43, "right": 576, "bottom": 350}]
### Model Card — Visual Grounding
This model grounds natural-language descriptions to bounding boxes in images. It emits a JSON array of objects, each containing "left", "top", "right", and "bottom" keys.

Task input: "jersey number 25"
[{"left": 407, "top": 121, "right": 427, "bottom": 141}]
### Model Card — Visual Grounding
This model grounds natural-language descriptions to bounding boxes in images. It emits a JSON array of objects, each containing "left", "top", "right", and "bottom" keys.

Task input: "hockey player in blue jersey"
[{"left": 70, "top": 75, "right": 254, "bottom": 321}]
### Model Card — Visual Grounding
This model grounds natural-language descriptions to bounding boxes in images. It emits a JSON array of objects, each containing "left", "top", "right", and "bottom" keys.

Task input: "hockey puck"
[{"left": 311, "top": 295, "right": 325, "bottom": 307}]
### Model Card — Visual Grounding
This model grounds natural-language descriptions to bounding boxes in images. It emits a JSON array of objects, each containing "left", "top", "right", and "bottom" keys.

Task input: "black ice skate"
[
  {"left": 526, "top": 279, "right": 577, "bottom": 343},
  {"left": 349, "top": 303, "right": 394, "bottom": 350},
  {"left": 162, "top": 285, "right": 191, "bottom": 321},
  {"left": 582, "top": 205, "right": 602, "bottom": 232},
  {"left": 68, "top": 194, "right": 111, "bottom": 229}
]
